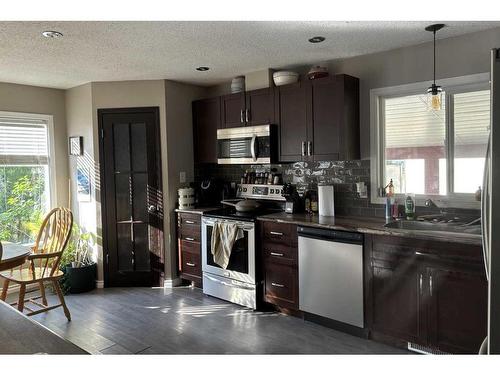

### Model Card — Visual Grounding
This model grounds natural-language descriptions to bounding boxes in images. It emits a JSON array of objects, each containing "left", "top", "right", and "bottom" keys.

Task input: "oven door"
[
  {"left": 217, "top": 124, "right": 274, "bottom": 164},
  {"left": 201, "top": 217, "right": 255, "bottom": 284}
]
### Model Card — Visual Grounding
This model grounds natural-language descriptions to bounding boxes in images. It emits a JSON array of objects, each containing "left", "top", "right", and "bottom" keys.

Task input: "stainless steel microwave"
[{"left": 217, "top": 124, "right": 277, "bottom": 164}]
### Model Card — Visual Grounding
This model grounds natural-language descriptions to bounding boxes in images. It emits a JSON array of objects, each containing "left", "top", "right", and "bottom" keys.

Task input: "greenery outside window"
[
  {"left": 370, "top": 73, "right": 490, "bottom": 208},
  {"left": 0, "top": 112, "right": 55, "bottom": 244}
]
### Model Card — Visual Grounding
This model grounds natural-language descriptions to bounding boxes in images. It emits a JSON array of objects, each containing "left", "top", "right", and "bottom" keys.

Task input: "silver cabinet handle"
[
  {"left": 250, "top": 134, "right": 257, "bottom": 162},
  {"left": 419, "top": 274, "right": 423, "bottom": 295},
  {"left": 271, "top": 282, "right": 285, "bottom": 288},
  {"left": 307, "top": 141, "right": 312, "bottom": 156},
  {"left": 245, "top": 109, "right": 250, "bottom": 123},
  {"left": 186, "top": 262, "right": 196, "bottom": 267},
  {"left": 270, "top": 252, "right": 284, "bottom": 257},
  {"left": 269, "top": 231, "right": 283, "bottom": 236},
  {"left": 301, "top": 141, "right": 306, "bottom": 156},
  {"left": 240, "top": 109, "right": 244, "bottom": 123},
  {"left": 429, "top": 275, "right": 433, "bottom": 297},
  {"left": 185, "top": 237, "right": 195, "bottom": 241},
  {"left": 185, "top": 220, "right": 195, "bottom": 224}
]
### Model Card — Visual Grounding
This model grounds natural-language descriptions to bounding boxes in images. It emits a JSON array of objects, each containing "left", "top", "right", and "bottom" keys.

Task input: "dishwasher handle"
[{"left": 297, "top": 226, "right": 363, "bottom": 245}]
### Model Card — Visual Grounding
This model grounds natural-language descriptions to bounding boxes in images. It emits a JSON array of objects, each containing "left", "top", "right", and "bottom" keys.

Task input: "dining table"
[{"left": 0, "top": 242, "right": 31, "bottom": 272}]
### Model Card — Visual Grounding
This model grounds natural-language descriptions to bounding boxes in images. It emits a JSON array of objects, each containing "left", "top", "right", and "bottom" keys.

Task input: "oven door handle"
[
  {"left": 204, "top": 274, "right": 255, "bottom": 290},
  {"left": 250, "top": 134, "right": 257, "bottom": 162}
]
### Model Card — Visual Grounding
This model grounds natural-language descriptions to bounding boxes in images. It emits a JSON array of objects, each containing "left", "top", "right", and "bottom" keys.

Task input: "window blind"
[
  {"left": 384, "top": 93, "right": 446, "bottom": 149},
  {"left": 453, "top": 90, "right": 490, "bottom": 146},
  {"left": 0, "top": 117, "right": 48, "bottom": 165}
]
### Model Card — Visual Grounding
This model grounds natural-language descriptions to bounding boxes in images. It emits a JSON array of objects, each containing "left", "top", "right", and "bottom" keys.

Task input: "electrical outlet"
[{"left": 179, "top": 171, "right": 186, "bottom": 183}]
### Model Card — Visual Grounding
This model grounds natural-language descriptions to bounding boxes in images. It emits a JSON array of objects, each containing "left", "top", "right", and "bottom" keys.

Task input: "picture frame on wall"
[{"left": 69, "top": 136, "right": 83, "bottom": 156}]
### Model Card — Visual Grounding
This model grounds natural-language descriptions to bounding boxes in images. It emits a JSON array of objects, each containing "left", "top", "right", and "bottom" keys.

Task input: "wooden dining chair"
[{"left": 0, "top": 207, "right": 74, "bottom": 321}]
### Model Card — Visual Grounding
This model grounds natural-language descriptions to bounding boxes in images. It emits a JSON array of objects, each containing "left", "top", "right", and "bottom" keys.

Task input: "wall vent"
[{"left": 407, "top": 342, "right": 450, "bottom": 355}]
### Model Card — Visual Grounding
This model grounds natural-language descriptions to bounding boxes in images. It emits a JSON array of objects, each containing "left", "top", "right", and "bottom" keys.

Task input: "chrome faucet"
[{"left": 424, "top": 199, "right": 438, "bottom": 208}]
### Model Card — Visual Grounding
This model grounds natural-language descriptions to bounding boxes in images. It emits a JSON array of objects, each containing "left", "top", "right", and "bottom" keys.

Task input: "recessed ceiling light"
[
  {"left": 196, "top": 66, "right": 210, "bottom": 71},
  {"left": 42, "top": 30, "right": 63, "bottom": 39},
  {"left": 308, "top": 36, "right": 325, "bottom": 44}
]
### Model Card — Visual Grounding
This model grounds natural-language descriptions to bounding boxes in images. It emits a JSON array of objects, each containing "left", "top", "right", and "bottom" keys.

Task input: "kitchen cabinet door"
[
  {"left": 245, "top": 88, "right": 275, "bottom": 126},
  {"left": 221, "top": 92, "right": 245, "bottom": 128},
  {"left": 275, "top": 82, "right": 308, "bottom": 162},
  {"left": 370, "top": 259, "right": 424, "bottom": 344},
  {"left": 427, "top": 266, "right": 487, "bottom": 353},
  {"left": 193, "top": 97, "right": 221, "bottom": 164},
  {"left": 309, "top": 75, "right": 359, "bottom": 161},
  {"left": 309, "top": 77, "right": 341, "bottom": 160},
  {"left": 263, "top": 261, "right": 298, "bottom": 310}
]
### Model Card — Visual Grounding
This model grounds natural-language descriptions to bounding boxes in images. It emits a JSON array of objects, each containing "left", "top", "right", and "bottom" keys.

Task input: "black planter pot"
[{"left": 65, "top": 263, "right": 97, "bottom": 294}]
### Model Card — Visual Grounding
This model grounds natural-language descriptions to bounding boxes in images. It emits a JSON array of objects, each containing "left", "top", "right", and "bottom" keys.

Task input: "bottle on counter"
[
  {"left": 384, "top": 179, "right": 395, "bottom": 223},
  {"left": 304, "top": 190, "right": 312, "bottom": 214},
  {"left": 405, "top": 193, "right": 416, "bottom": 220},
  {"left": 310, "top": 190, "right": 318, "bottom": 214}
]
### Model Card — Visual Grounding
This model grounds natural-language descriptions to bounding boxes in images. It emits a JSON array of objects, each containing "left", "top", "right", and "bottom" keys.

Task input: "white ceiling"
[{"left": 0, "top": 21, "right": 499, "bottom": 89}]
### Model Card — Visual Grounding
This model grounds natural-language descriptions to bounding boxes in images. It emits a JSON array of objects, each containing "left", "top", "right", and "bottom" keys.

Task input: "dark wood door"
[
  {"left": 245, "top": 88, "right": 275, "bottom": 126},
  {"left": 193, "top": 97, "right": 220, "bottom": 163},
  {"left": 99, "top": 107, "right": 164, "bottom": 287},
  {"left": 221, "top": 92, "right": 245, "bottom": 128},
  {"left": 427, "top": 266, "right": 487, "bottom": 353},
  {"left": 371, "top": 259, "right": 424, "bottom": 344},
  {"left": 275, "top": 82, "right": 308, "bottom": 162},
  {"left": 309, "top": 77, "right": 341, "bottom": 161}
]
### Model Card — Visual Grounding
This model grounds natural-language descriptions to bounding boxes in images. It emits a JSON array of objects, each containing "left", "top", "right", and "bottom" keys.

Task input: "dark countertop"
[
  {"left": 0, "top": 301, "right": 87, "bottom": 354},
  {"left": 175, "top": 207, "right": 219, "bottom": 215},
  {"left": 257, "top": 212, "right": 482, "bottom": 246}
]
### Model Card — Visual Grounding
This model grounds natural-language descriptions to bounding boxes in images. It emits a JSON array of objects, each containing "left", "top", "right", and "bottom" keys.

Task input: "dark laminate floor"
[{"left": 13, "top": 286, "right": 408, "bottom": 354}]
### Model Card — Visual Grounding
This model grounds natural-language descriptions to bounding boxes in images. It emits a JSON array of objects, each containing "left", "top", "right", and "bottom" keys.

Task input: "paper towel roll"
[{"left": 318, "top": 185, "right": 335, "bottom": 217}]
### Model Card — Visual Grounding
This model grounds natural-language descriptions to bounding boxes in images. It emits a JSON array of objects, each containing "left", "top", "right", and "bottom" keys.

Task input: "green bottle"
[{"left": 405, "top": 194, "right": 415, "bottom": 220}]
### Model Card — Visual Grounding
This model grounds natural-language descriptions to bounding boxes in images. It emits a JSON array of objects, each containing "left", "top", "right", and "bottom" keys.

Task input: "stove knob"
[
  {"left": 243, "top": 188, "right": 247, "bottom": 192},
  {"left": 270, "top": 189, "right": 274, "bottom": 194}
]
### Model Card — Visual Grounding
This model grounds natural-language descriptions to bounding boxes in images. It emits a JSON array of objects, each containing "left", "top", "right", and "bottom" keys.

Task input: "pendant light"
[{"left": 425, "top": 23, "right": 445, "bottom": 111}]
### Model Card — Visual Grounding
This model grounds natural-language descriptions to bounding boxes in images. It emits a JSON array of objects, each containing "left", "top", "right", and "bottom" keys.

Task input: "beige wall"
[
  {"left": 65, "top": 79, "right": 206, "bottom": 284},
  {"left": 0, "top": 82, "right": 69, "bottom": 207},
  {"left": 164, "top": 80, "right": 208, "bottom": 280},
  {"left": 207, "top": 27, "right": 500, "bottom": 159}
]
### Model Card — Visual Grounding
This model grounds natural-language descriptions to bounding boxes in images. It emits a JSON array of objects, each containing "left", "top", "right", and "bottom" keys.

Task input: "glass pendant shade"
[{"left": 427, "top": 84, "right": 443, "bottom": 111}]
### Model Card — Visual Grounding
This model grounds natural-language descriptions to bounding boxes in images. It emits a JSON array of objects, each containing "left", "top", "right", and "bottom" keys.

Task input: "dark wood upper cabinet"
[
  {"left": 221, "top": 89, "right": 275, "bottom": 128},
  {"left": 193, "top": 97, "right": 221, "bottom": 163},
  {"left": 276, "top": 74, "right": 360, "bottom": 162},
  {"left": 274, "top": 82, "right": 308, "bottom": 162},
  {"left": 221, "top": 92, "right": 245, "bottom": 128},
  {"left": 245, "top": 88, "right": 275, "bottom": 126}
]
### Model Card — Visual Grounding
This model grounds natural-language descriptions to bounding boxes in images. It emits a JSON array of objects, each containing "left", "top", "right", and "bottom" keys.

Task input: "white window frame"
[
  {"left": 370, "top": 73, "right": 490, "bottom": 209},
  {"left": 0, "top": 111, "right": 57, "bottom": 209}
]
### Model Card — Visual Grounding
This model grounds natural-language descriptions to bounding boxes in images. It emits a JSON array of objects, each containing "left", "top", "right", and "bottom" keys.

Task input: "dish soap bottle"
[
  {"left": 385, "top": 179, "right": 395, "bottom": 223},
  {"left": 405, "top": 193, "right": 415, "bottom": 220}
]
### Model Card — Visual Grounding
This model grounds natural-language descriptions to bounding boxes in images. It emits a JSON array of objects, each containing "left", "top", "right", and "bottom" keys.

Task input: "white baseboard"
[
  {"left": 164, "top": 278, "right": 182, "bottom": 288},
  {"left": 96, "top": 280, "right": 104, "bottom": 289}
]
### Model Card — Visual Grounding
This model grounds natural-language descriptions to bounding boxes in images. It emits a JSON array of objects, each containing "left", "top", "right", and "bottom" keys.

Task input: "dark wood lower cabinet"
[
  {"left": 177, "top": 212, "right": 203, "bottom": 287},
  {"left": 366, "top": 234, "right": 487, "bottom": 354}
]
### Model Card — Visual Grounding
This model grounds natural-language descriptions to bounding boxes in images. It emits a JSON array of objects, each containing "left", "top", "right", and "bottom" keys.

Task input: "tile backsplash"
[{"left": 194, "top": 160, "right": 480, "bottom": 218}]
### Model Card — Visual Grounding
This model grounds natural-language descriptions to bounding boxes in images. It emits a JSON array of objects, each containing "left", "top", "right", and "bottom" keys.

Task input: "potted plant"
[{"left": 60, "top": 225, "right": 97, "bottom": 294}]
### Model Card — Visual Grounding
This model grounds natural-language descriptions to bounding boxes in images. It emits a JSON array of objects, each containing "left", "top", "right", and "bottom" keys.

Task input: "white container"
[
  {"left": 273, "top": 71, "right": 299, "bottom": 86},
  {"left": 231, "top": 76, "right": 245, "bottom": 93},
  {"left": 318, "top": 185, "right": 335, "bottom": 217},
  {"left": 178, "top": 187, "right": 195, "bottom": 209}
]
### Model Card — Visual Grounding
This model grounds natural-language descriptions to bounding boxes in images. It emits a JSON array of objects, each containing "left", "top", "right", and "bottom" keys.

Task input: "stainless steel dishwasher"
[{"left": 298, "top": 226, "right": 364, "bottom": 328}]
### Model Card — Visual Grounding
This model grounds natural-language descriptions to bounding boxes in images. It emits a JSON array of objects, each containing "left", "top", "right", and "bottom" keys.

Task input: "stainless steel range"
[{"left": 201, "top": 184, "right": 285, "bottom": 309}]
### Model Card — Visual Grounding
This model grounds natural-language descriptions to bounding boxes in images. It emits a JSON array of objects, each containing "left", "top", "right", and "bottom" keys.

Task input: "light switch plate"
[{"left": 179, "top": 171, "right": 186, "bottom": 183}]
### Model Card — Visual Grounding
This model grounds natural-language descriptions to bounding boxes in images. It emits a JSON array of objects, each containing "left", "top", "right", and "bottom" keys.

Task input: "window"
[
  {"left": 371, "top": 73, "right": 490, "bottom": 207},
  {"left": 0, "top": 113, "right": 54, "bottom": 244}
]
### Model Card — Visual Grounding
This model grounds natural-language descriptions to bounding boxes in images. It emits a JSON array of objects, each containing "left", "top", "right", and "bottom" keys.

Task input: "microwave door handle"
[{"left": 251, "top": 134, "right": 257, "bottom": 162}]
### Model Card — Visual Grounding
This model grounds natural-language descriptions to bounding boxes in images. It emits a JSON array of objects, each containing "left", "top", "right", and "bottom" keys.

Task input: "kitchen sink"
[{"left": 384, "top": 220, "right": 481, "bottom": 235}]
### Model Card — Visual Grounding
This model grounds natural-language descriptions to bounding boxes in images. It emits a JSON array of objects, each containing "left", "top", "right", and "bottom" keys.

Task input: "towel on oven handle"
[{"left": 210, "top": 222, "right": 244, "bottom": 269}]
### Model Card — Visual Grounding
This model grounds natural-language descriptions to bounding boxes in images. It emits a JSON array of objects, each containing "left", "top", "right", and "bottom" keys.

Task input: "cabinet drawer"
[
  {"left": 179, "top": 238, "right": 200, "bottom": 254},
  {"left": 263, "top": 244, "right": 297, "bottom": 264},
  {"left": 264, "top": 262, "right": 298, "bottom": 309},
  {"left": 181, "top": 250, "right": 202, "bottom": 277},
  {"left": 179, "top": 225, "right": 201, "bottom": 243},
  {"left": 262, "top": 221, "right": 296, "bottom": 245},
  {"left": 178, "top": 213, "right": 201, "bottom": 227}
]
